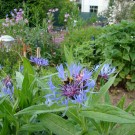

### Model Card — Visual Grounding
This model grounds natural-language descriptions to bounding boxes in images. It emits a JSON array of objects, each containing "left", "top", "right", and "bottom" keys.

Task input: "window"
[{"left": 90, "top": 6, "right": 98, "bottom": 14}]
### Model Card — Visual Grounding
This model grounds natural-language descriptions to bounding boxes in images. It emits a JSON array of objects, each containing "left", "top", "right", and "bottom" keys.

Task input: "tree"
[{"left": 102, "top": 0, "right": 135, "bottom": 23}]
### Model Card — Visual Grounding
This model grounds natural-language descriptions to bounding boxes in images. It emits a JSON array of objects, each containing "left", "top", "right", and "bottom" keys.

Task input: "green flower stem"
[{"left": 78, "top": 104, "right": 88, "bottom": 134}]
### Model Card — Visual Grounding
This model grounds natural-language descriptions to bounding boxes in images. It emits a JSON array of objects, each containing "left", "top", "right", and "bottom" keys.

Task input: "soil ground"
[{"left": 109, "top": 88, "right": 135, "bottom": 106}]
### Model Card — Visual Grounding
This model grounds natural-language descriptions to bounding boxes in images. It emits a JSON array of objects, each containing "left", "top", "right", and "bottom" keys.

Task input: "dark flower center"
[{"left": 61, "top": 77, "right": 86, "bottom": 99}]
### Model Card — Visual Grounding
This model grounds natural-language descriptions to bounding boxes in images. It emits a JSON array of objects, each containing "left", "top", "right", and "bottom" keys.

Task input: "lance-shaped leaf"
[
  {"left": 15, "top": 104, "right": 75, "bottom": 116},
  {"left": 80, "top": 104, "right": 135, "bottom": 123},
  {"left": 38, "top": 113, "right": 79, "bottom": 135}
]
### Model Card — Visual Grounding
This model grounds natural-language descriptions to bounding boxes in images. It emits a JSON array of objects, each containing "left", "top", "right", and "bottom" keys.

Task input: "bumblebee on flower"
[{"left": 45, "top": 63, "right": 95, "bottom": 106}]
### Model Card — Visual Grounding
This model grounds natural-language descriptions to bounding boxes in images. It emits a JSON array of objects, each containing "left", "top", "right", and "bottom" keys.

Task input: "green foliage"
[
  {"left": 109, "top": 0, "right": 115, "bottom": 6},
  {"left": 59, "top": 2, "right": 79, "bottom": 28},
  {"left": 0, "top": 12, "right": 62, "bottom": 64},
  {"left": 95, "top": 21, "right": 135, "bottom": 90},
  {"left": 104, "top": 0, "right": 134, "bottom": 23},
  {"left": 0, "top": 57, "right": 135, "bottom": 134},
  {"left": 0, "top": 50, "right": 21, "bottom": 75},
  {"left": 39, "top": 113, "right": 78, "bottom": 135},
  {"left": 87, "top": 13, "right": 98, "bottom": 24},
  {"left": 0, "top": 0, "right": 78, "bottom": 27},
  {"left": 64, "top": 45, "right": 74, "bottom": 65},
  {"left": 26, "top": 0, "right": 78, "bottom": 26},
  {"left": 61, "top": 26, "right": 103, "bottom": 66},
  {"left": 0, "top": 0, "right": 24, "bottom": 19},
  {"left": 130, "top": 4, "right": 135, "bottom": 21},
  {"left": 1, "top": 6, "right": 135, "bottom": 134}
]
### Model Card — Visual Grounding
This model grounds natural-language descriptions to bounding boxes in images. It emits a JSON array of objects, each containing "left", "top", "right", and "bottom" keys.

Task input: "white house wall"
[{"left": 81, "top": 0, "right": 109, "bottom": 13}]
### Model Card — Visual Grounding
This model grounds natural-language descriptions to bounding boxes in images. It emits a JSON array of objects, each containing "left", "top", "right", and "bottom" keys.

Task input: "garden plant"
[{"left": 0, "top": 1, "right": 135, "bottom": 135}]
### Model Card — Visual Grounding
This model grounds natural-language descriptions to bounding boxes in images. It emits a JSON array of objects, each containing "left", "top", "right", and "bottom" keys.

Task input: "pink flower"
[
  {"left": 2, "top": 23, "right": 9, "bottom": 27},
  {"left": 19, "top": 8, "right": 23, "bottom": 12},
  {"left": 5, "top": 17, "right": 9, "bottom": 23},
  {"left": 48, "top": 20, "right": 51, "bottom": 23},
  {"left": 14, "top": 9, "right": 17, "bottom": 12},
  {"left": 65, "top": 13, "right": 70, "bottom": 18},
  {"left": 48, "top": 25, "right": 53, "bottom": 30}
]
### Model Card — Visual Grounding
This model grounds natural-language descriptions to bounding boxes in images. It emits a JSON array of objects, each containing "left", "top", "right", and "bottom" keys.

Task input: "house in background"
[
  {"left": 71, "top": 0, "right": 110, "bottom": 14},
  {"left": 81, "top": 0, "right": 109, "bottom": 14}
]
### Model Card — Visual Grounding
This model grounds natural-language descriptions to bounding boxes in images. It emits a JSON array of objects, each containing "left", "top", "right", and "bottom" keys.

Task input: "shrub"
[
  {"left": 61, "top": 26, "right": 103, "bottom": 66},
  {"left": 95, "top": 21, "right": 135, "bottom": 90},
  {"left": 0, "top": 50, "right": 21, "bottom": 75},
  {"left": 0, "top": 0, "right": 78, "bottom": 26}
]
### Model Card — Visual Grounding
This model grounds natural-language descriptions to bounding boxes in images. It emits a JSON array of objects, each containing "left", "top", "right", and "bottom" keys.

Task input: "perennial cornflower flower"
[
  {"left": 19, "top": 65, "right": 24, "bottom": 72},
  {"left": 1, "top": 76, "right": 14, "bottom": 98},
  {"left": 94, "top": 64, "right": 115, "bottom": 80},
  {"left": 45, "top": 63, "right": 95, "bottom": 106},
  {"left": 30, "top": 56, "right": 49, "bottom": 66}
]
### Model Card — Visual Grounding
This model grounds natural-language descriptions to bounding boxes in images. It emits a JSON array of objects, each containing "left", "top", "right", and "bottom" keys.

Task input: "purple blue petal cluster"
[
  {"left": 95, "top": 64, "right": 115, "bottom": 79},
  {"left": 30, "top": 56, "right": 49, "bottom": 66},
  {"left": 45, "top": 63, "right": 95, "bottom": 106},
  {"left": 1, "top": 76, "right": 14, "bottom": 98}
]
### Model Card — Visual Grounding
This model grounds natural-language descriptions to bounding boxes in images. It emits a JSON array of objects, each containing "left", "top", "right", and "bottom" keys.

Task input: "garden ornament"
[{"left": 0, "top": 35, "right": 15, "bottom": 52}]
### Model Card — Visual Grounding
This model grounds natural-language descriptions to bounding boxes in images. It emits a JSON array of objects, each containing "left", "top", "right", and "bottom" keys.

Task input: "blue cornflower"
[
  {"left": 1, "top": 76, "right": 14, "bottom": 98},
  {"left": 94, "top": 64, "right": 115, "bottom": 79},
  {"left": 19, "top": 65, "right": 24, "bottom": 72},
  {"left": 45, "top": 63, "right": 95, "bottom": 106},
  {"left": 30, "top": 56, "right": 49, "bottom": 66}
]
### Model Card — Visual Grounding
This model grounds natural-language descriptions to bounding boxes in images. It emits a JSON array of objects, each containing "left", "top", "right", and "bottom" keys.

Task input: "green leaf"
[
  {"left": 123, "top": 54, "right": 130, "bottom": 61},
  {"left": 19, "top": 72, "right": 33, "bottom": 108},
  {"left": 117, "top": 96, "right": 126, "bottom": 109},
  {"left": 0, "top": 96, "right": 8, "bottom": 105},
  {"left": 110, "top": 124, "right": 135, "bottom": 135},
  {"left": 15, "top": 71, "right": 24, "bottom": 89},
  {"left": 105, "top": 91, "right": 111, "bottom": 104},
  {"left": 92, "top": 75, "right": 116, "bottom": 104},
  {"left": 130, "top": 52, "right": 135, "bottom": 61},
  {"left": 119, "top": 71, "right": 126, "bottom": 78},
  {"left": 66, "top": 108, "right": 82, "bottom": 125},
  {"left": 121, "top": 46, "right": 130, "bottom": 52},
  {"left": 39, "top": 113, "right": 78, "bottom": 135},
  {"left": 64, "top": 45, "right": 74, "bottom": 65},
  {"left": 81, "top": 104, "right": 135, "bottom": 123},
  {"left": 15, "top": 104, "right": 75, "bottom": 116},
  {"left": 89, "top": 118, "right": 102, "bottom": 134},
  {"left": 125, "top": 100, "right": 135, "bottom": 112},
  {"left": 0, "top": 118, "right": 9, "bottom": 135},
  {"left": 19, "top": 123, "right": 45, "bottom": 132},
  {"left": 131, "top": 74, "right": 135, "bottom": 82},
  {"left": 23, "top": 57, "right": 34, "bottom": 83},
  {"left": 0, "top": 100, "right": 17, "bottom": 125},
  {"left": 126, "top": 81, "right": 135, "bottom": 91},
  {"left": 39, "top": 72, "right": 58, "bottom": 80}
]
